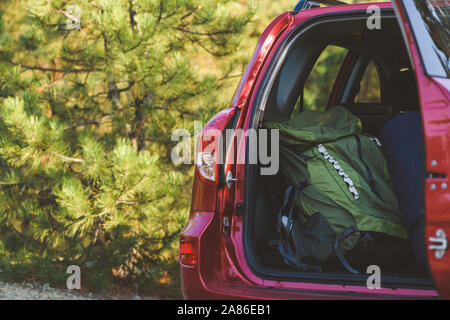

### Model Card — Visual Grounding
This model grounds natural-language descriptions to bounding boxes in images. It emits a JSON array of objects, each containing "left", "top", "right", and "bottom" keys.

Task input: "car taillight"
[
  {"left": 197, "top": 150, "right": 216, "bottom": 183},
  {"left": 180, "top": 239, "right": 197, "bottom": 266},
  {"left": 195, "top": 108, "right": 236, "bottom": 186},
  {"left": 196, "top": 137, "right": 219, "bottom": 185}
]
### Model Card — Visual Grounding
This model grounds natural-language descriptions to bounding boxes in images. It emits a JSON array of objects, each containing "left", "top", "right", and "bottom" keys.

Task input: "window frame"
[
  {"left": 353, "top": 60, "right": 383, "bottom": 104},
  {"left": 299, "top": 44, "right": 351, "bottom": 113},
  {"left": 399, "top": 0, "right": 450, "bottom": 79},
  {"left": 337, "top": 56, "right": 387, "bottom": 106}
]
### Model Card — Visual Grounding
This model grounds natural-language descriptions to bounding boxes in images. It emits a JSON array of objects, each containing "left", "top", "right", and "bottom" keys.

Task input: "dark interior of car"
[{"left": 244, "top": 13, "right": 432, "bottom": 287}]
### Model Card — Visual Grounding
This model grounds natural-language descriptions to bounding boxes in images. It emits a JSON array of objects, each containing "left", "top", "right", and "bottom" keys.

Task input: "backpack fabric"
[{"left": 263, "top": 106, "right": 409, "bottom": 273}]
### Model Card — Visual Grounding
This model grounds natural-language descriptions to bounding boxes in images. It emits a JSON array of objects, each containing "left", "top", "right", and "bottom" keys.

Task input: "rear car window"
[
  {"left": 354, "top": 61, "right": 381, "bottom": 103},
  {"left": 401, "top": 0, "right": 450, "bottom": 78},
  {"left": 301, "top": 45, "right": 348, "bottom": 112}
]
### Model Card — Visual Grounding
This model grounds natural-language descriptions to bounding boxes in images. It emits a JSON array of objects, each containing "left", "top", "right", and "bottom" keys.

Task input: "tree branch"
[
  {"left": 66, "top": 115, "right": 113, "bottom": 130},
  {"left": 10, "top": 60, "right": 95, "bottom": 73},
  {"left": 51, "top": 152, "right": 85, "bottom": 163}
]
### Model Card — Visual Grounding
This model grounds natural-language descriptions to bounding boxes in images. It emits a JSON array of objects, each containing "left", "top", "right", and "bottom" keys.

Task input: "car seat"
[
  {"left": 379, "top": 70, "right": 427, "bottom": 272},
  {"left": 384, "top": 69, "right": 420, "bottom": 113}
]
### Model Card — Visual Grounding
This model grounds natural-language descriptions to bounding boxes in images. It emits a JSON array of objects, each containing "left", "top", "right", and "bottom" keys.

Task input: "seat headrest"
[
  {"left": 345, "top": 103, "right": 394, "bottom": 116},
  {"left": 385, "top": 69, "right": 420, "bottom": 112}
]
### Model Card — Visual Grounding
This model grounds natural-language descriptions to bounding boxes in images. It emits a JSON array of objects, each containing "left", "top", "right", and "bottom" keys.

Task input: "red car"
[{"left": 180, "top": 0, "right": 450, "bottom": 299}]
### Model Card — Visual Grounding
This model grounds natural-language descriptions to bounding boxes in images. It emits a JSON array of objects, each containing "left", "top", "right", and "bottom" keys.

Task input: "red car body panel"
[
  {"left": 392, "top": 0, "right": 450, "bottom": 299},
  {"left": 181, "top": 1, "right": 449, "bottom": 299}
]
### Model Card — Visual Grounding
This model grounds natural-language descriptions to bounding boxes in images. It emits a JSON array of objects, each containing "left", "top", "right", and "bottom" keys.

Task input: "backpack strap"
[
  {"left": 362, "top": 133, "right": 383, "bottom": 148},
  {"left": 334, "top": 225, "right": 360, "bottom": 274},
  {"left": 277, "top": 181, "right": 321, "bottom": 272},
  {"left": 299, "top": 153, "right": 312, "bottom": 161}
]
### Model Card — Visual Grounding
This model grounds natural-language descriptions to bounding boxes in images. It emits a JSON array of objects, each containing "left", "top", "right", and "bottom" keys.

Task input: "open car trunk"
[
  {"left": 242, "top": 11, "right": 434, "bottom": 289},
  {"left": 245, "top": 161, "right": 432, "bottom": 288}
]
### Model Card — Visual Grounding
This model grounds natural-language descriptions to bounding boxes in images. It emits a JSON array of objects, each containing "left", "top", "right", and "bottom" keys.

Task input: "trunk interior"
[
  {"left": 243, "top": 11, "right": 434, "bottom": 289},
  {"left": 246, "top": 164, "right": 432, "bottom": 287}
]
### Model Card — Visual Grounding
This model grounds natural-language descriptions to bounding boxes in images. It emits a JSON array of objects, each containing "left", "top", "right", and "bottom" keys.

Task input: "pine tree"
[{"left": 0, "top": 0, "right": 254, "bottom": 293}]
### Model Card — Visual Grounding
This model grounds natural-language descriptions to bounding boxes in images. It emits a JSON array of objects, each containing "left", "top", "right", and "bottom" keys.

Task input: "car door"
[{"left": 393, "top": 0, "right": 450, "bottom": 299}]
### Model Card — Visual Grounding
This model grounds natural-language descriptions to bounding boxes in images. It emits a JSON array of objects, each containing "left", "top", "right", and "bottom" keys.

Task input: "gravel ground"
[
  {"left": 0, "top": 281, "right": 160, "bottom": 300},
  {"left": 0, "top": 281, "right": 96, "bottom": 300}
]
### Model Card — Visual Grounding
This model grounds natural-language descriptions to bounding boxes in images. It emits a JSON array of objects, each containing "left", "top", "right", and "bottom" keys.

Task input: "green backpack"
[{"left": 263, "top": 106, "right": 409, "bottom": 273}]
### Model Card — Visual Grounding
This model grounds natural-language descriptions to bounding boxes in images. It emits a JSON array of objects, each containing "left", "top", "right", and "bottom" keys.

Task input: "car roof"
[{"left": 292, "top": 1, "right": 392, "bottom": 14}]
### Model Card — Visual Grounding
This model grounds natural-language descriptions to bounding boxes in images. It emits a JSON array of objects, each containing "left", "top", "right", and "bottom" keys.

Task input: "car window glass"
[
  {"left": 401, "top": 0, "right": 450, "bottom": 78},
  {"left": 354, "top": 61, "right": 381, "bottom": 103},
  {"left": 294, "top": 45, "right": 348, "bottom": 114}
]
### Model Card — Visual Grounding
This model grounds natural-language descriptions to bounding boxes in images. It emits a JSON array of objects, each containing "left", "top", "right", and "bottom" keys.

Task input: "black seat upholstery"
[
  {"left": 385, "top": 69, "right": 420, "bottom": 112},
  {"left": 344, "top": 103, "right": 396, "bottom": 136},
  {"left": 343, "top": 69, "right": 420, "bottom": 136}
]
